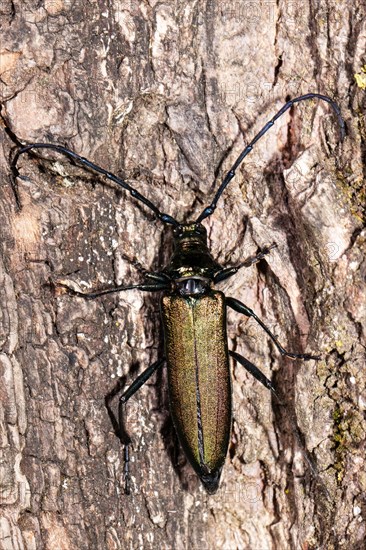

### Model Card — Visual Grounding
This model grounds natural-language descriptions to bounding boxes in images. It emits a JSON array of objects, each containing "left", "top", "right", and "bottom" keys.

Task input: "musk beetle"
[{"left": 11, "top": 93, "right": 345, "bottom": 494}]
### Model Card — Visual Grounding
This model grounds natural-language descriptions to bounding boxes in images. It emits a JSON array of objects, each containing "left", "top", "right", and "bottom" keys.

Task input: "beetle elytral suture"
[{"left": 10, "top": 93, "right": 345, "bottom": 494}]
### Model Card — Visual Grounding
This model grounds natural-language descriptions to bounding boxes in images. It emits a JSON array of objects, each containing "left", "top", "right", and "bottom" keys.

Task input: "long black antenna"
[
  {"left": 10, "top": 143, "right": 180, "bottom": 227},
  {"left": 196, "top": 93, "right": 345, "bottom": 223}
]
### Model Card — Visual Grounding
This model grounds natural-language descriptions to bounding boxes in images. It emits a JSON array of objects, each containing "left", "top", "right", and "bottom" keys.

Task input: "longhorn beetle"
[{"left": 11, "top": 93, "right": 345, "bottom": 494}]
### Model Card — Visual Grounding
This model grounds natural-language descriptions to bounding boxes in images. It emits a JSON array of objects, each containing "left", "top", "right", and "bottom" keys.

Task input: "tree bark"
[{"left": 1, "top": 1, "right": 365, "bottom": 549}]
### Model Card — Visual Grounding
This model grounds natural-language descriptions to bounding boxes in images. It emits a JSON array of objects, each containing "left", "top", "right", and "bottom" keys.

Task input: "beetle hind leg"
[
  {"left": 229, "top": 350, "right": 280, "bottom": 398},
  {"left": 105, "top": 358, "right": 165, "bottom": 494},
  {"left": 230, "top": 351, "right": 331, "bottom": 498}
]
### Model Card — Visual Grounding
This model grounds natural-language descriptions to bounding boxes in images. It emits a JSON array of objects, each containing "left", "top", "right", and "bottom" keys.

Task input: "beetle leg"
[
  {"left": 229, "top": 350, "right": 280, "bottom": 398},
  {"left": 105, "top": 357, "right": 165, "bottom": 494},
  {"left": 226, "top": 297, "right": 320, "bottom": 360},
  {"left": 118, "top": 253, "right": 172, "bottom": 285},
  {"left": 144, "top": 272, "right": 172, "bottom": 283},
  {"left": 57, "top": 280, "right": 169, "bottom": 298},
  {"left": 230, "top": 351, "right": 327, "bottom": 489},
  {"left": 214, "top": 243, "right": 277, "bottom": 283}
]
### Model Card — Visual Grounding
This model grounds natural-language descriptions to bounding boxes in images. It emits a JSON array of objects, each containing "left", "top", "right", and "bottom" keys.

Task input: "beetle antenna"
[
  {"left": 10, "top": 143, "right": 180, "bottom": 227},
  {"left": 196, "top": 93, "right": 345, "bottom": 223}
]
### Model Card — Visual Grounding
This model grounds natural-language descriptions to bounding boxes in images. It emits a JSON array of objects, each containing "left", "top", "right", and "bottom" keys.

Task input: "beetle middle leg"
[
  {"left": 57, "top": 274, "right": 170, "bottom": 298},
  {"left": 226, "top": 297, "right": 320, "bottom": 360},
  {"left": 58, "top": 276, "right": 169, "bottom": 493},
  {"left": 106, "top": 358, "right": 165, "bottom": 494}
]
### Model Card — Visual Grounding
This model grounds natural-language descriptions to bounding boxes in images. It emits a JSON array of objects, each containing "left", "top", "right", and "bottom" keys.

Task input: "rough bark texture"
[{"left": 0, "top": 1, "right": 365, "bottom": 549}]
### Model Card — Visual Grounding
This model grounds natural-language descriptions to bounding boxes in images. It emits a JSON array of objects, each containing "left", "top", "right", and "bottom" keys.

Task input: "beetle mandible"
[{"left": 11, "top": 93, "right": 345, "bottom": 493}]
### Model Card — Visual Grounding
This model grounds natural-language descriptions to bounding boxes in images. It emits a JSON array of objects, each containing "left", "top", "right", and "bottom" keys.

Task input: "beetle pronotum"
[{"left": 11, "top": 93, "right": 345, "bottom": 493}]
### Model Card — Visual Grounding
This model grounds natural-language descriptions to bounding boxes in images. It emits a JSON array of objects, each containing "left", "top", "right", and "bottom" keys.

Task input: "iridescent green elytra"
[
  {"left": 162, "top": 291, "right": 231, "bottom": 492},
  {"left": 11, "top": 94, "right": 344, "bottom": 493}
]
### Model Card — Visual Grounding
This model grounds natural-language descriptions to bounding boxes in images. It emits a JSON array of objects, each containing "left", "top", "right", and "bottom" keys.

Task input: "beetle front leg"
[
  {"left": 106, "top": 358, "right": 165, "bottom": 494},
  {"left": 214, "top": 243, "right": 277, "bottom": 283},
  {"left": 226, "top": 297, "right": 320, "bottom": 360}
]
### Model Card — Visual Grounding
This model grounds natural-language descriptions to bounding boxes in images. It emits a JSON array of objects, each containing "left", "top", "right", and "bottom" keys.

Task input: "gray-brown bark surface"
[{"left": 0, "top": 1, "right": 365, "bottom": 549}]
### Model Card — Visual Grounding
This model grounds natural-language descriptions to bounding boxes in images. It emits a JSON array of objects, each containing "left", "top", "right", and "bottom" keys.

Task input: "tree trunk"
[{"left": 1, "top": 1, "right": 365, "bottom": 549}]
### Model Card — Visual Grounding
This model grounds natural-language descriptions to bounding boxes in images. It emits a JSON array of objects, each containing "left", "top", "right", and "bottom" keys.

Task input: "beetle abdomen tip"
[{"left": 199, "top": 470, "right": 222, "bottom": 494}]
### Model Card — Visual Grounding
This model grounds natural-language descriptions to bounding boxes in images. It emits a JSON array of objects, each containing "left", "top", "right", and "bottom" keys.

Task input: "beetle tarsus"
[
  {"left": 281, "top": 351, "right": 321, "bottom": 361},
  {"left": 123, "top": 445, "right": 131, "bottom": 495}
]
